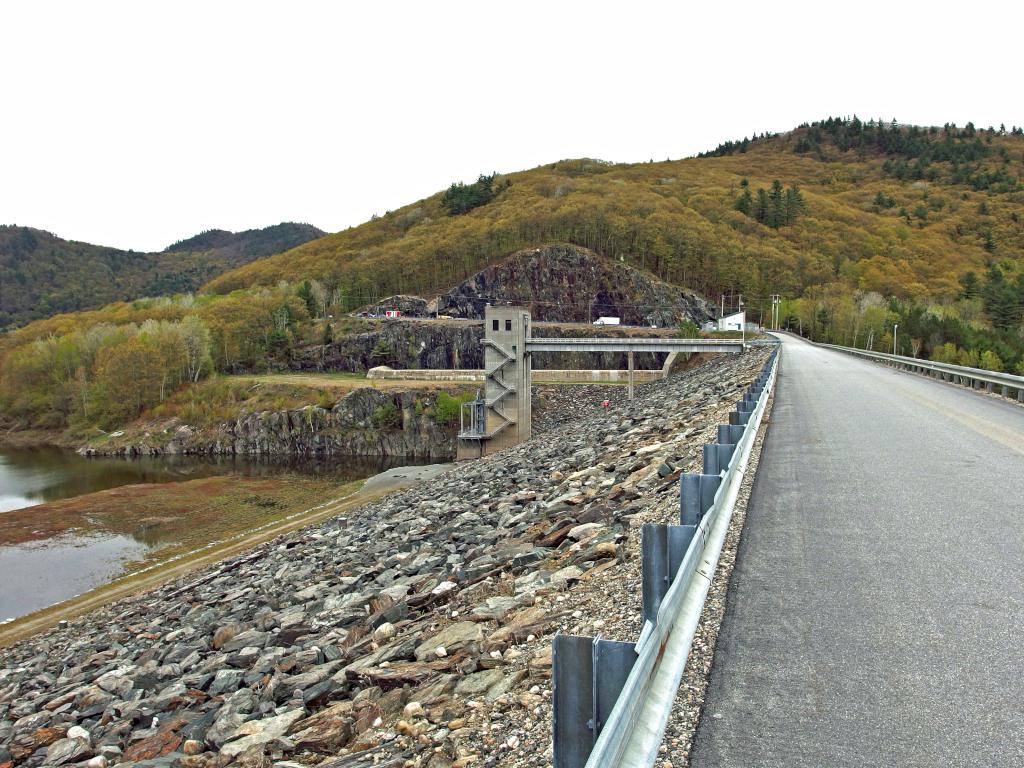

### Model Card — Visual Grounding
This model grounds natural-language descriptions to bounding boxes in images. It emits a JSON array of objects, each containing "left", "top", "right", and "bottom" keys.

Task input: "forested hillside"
[
  {"left": 3, "top": 117, "right": 1024, "bottom": 436},
  {"left": 0, "top": 222, "right": 323, "bottom": 327},
  {"left": 206, "top": 119, "right": 1024, "bottom": 310}
]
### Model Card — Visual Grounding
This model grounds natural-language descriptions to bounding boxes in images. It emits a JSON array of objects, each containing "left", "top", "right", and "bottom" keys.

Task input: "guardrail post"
[
  {"left": 641, "top": 524, "right": 694, "bottom": 625},
  {"left": 680, "top": 472, "right": 722, "bottom": 525},
  {"left": 553, "top": 634, "right": 637, "bottom": 768},
  {"left": 729, "top": 409, "right": 752, "bottom": 426},
  {"left": 718, "top": 424, "right": 745, "bottom": 445},
  {"left": 703, "top": 443, "right": 735, "bottom": 475}
]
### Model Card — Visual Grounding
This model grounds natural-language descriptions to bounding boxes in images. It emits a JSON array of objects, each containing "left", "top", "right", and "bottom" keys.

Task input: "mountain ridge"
[{"left": 0, "top": 222, "right": 325, "bottom": 328}]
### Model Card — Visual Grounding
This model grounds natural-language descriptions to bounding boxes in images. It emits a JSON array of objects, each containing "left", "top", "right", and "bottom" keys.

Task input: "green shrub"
[
  {"left": 441, "top": 173, "right": 510, "bottom": 216},
  {"left": 677, "top": 320, "right": 700, "bottom": 338},
  {"left": 372, "top": 401, "right": 402, "bottom": 428},
  {"left": 432, "top": 390, "right": 475, "bottom": 426},
  {"left": 957, "top": 348, "right": 980, "bottom": 368},
  {"left": 979, "top": 350, "right": 1005, "bottom": 372}
]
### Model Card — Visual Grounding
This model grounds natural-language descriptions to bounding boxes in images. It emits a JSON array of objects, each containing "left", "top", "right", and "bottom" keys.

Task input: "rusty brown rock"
[
  {"left": 352, "top": 703, "right": 383, "bottom": 737},
  {"left": 574, "top": 540, "right": 619, "bottom": 563},
  {"left": 486, "top": 606, "right": 557, "bottom": 648},
  {"left": 528, "top": 646, "right": 553, "bottom": 679},
  {"left": 122, "top": 730, "right": 182, "bottom": 762},
  {"left": 211, "top": 624, "right": 242, "bottom": 650},
  {"left": 535, "top": 519, "right": 576, "bottom": 548},
  {"left": 349, "top": 659, "right": 455, "bottom": 688},
  {"left": 289, "top": 701, "right": 357, "bottom": 753},
  {"left": 30, "top": 726, "right": 67, "bottom": 748}
]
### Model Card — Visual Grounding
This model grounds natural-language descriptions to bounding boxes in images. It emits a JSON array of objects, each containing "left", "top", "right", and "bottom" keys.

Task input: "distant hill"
[
  {"left": 164, "top": 223, "right": 325, "bottom": 258},
  {"left": 0, "top": 222, "right": 324, "bottom": 327}
]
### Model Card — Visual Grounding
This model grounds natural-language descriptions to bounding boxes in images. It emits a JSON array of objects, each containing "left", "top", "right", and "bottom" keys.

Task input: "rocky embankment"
[
  {"left": 0, "top": 349, "right": 768, "bottom": 768},
  {"left": 82, "top": 390, "right": 456, "bottom": 460}
]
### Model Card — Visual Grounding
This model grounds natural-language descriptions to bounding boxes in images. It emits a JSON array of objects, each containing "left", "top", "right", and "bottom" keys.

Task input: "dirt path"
[{"left": 0, "top": 467, "right": 448, "bottom": 648}]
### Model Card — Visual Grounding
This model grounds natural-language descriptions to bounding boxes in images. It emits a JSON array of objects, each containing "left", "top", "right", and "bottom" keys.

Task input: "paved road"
[{"left": 692, "top": 334, "right": 1024, "bottom": 767}]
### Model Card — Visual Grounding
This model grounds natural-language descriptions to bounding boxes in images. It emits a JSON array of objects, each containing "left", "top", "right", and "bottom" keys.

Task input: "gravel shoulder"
[{"left": 658, "top": 385, "right": 775, "bottom": 767}]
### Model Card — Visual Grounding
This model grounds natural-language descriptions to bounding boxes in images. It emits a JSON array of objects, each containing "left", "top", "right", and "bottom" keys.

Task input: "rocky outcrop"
[
  {"left": 436, "top": 243, "right": 715, "bottom": 325},
  {"left": 291, "top": 321, "right": 483, "bottom": 372},
  {"left": 82, "top": 389, "right": 458, "bottom": 460},
  {"left": 353, "top": 295, "right": 431, "bottom": 318},
  {"left": 1, "top": 349, "right": 769, "bottom": 768},
  {"left": 215, "top": 390, "right": 453, "bottom": 459}
]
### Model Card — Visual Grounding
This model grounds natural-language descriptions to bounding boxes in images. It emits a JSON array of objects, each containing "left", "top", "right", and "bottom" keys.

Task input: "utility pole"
[
  {"left": 770, "top": 294, "right": 780, "bottom": 331},
  {"left": 739, "top": 294, "right": 745, "bottom": 346}
]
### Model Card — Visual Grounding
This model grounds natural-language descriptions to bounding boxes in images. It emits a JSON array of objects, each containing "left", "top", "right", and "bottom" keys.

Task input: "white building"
[{"left": 718, "top": 311, "right": 745, "bottom": 332}]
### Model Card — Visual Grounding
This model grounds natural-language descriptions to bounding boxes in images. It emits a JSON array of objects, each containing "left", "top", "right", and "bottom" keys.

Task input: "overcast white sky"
[{"left": 3, "top": 1, "right": 1022, "bottom": 252}]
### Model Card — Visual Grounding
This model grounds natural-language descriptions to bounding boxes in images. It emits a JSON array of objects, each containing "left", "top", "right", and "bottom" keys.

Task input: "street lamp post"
[{"left": 893, "top": 323, "right": 898, "bottom": 355}]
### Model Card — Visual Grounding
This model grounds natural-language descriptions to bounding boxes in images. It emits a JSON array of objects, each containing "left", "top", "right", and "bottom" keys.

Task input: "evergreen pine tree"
[
  {"left": 768, "top": 180, "right": 785, "bottom": 227},
  {"left": 755, "top": 188, "right": 769, "bottom": 224},
  {"left": 735, "top": 189, "right": 754, "bottom": 216}
]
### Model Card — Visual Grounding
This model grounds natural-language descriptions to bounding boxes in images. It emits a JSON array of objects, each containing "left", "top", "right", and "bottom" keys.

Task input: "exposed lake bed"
[
  {"left": 0, "top": 448, "right": 444, "bottom": 623},
  {"left": 0, "top": 533, "right": 148, "bottom": 622}
]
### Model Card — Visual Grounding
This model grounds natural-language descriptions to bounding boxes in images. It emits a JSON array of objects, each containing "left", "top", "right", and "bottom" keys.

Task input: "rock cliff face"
[
  {"left": 353, "top": 295, "right": 431, "bottom": 318},
  {"left": 436, "top": 244, "right": 714, "bottom": 325},
  {"left": 292, "top": 322, "right": 483, "bottom": 372},
  {"left": 210, "top": 390, "right": 453, "bottom": 459},
  {"left": 82, "top": 389, "right": 458, "bottom": 460}
]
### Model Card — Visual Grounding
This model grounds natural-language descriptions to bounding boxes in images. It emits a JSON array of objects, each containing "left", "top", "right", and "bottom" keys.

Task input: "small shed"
[{"left": 717, "top": 311, "right": 745, "bottom": 332}]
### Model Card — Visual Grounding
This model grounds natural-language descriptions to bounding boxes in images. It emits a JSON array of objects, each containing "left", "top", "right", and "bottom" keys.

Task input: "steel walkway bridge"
[{"left": 456, "top": 306, "right": 748, "bottom": 459}]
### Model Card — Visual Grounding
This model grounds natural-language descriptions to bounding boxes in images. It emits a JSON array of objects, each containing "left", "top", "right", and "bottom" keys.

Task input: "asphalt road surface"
[{"left": 691, "top": 333, "right": 1024, "bottom": 767}]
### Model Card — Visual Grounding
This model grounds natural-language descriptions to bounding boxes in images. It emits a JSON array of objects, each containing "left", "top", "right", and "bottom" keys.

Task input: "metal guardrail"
[
  {"left": 552, "top": 347, "right": 780, "bottom": 767},
  {"left": 819, "top": 343, "right": 1024, "bottom": 402}
]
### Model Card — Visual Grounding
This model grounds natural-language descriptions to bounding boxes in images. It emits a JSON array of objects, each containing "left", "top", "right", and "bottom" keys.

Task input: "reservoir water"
[
  {"left": 0, "top": 448, "right": 423, "bottom": 621},
  {"left": 0, "top": 447, "right": 411, "bottom": 512}
]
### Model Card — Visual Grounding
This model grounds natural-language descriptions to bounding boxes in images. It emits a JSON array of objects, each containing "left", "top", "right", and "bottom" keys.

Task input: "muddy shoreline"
[{"left": 0, "top": 461, "right": 452, "bottom": 644}]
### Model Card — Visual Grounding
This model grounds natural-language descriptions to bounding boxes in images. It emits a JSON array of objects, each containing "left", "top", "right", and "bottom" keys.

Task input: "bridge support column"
[{"left": 628, "top": 351, "right": 635, "bottom": 400}]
